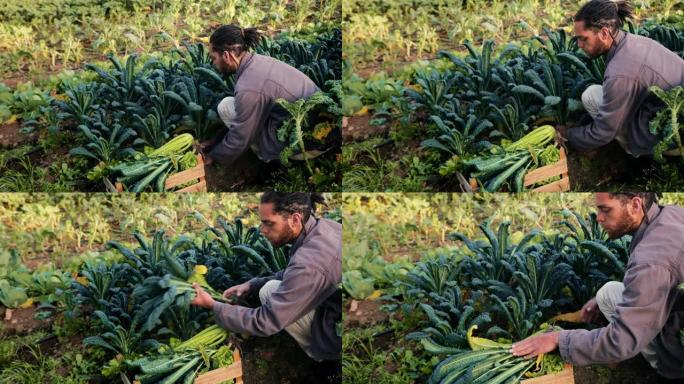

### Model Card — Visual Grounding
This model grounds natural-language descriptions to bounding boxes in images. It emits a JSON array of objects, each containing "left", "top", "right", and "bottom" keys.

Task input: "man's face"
[
  {"left": 594, "top": 193, "right": 643, "bottom": 239},
  {"left": 209, "top": 45, "right": 237, "bottom": 75},
  {"left": 258, "top": 203, "right": 301, "bottom": 247},
  {"left": 574, "top": 21, "right": 612, "bottom": 59}
]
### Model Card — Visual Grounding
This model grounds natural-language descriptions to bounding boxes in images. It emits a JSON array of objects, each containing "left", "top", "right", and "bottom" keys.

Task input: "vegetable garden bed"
[
  {"left": 342, "top": 194, "right": 684, "bottom": 383},
  {"left": 341, "top": 1, "right": 684, "bottom": 192},
  {"left": 0, "top": 0, "right": 342, "bottom": 192},
  {"left": 0, "top": 194, "right": 343, "bottom": 383}
]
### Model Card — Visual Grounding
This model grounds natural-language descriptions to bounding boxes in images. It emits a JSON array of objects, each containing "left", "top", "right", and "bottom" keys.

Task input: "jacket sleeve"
[
  {"left": 207, "top": 90, "right": 269, "bottom": 165},
  {"left": 212, "top": 264, "right": 334, "bottom": 337},
  {"left": 567, "top": 76, "right": 641, "bottom": 151},
  {"left": 558, "top": 262, "right": 674, "bottom": 364}
]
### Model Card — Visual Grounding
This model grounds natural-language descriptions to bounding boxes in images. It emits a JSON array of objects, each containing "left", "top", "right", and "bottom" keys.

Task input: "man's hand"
[
  {"left": 581, "top": 297, "right": 600, "bottom": 323},
  {"left": 223, "top": 281, "right": 251, "bottom": 303},
  {"left": 511, "top": 331, "right": 560, "bottom": 360},
  {"left": 555, "top": 125, "right": 568, "bottom": 147},
  {"left": 191, "top": 283, "right": 216, "bottom": 310},
  {"left": 194, "top": 141, "right": 216, "bottom": 166}
]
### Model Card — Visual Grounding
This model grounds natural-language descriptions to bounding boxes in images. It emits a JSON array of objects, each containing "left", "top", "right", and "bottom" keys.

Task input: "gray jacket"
[
  {"left": 212, "top": 216, "right": 342, "bottom": 361},
  {"left": 567, "top": 31, "right": 684, "bottom": 155},
  {"left": 558, "top": 204, "right": 684, "bottom": 379},
  {"left": 208, "top": 52, "right": 320, "bottom": 165}
]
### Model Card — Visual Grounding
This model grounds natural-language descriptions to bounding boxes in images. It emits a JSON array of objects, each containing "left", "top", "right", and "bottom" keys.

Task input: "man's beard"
[
  {"left": 270, "top": 226, "right": 298, "bottom": 247},
  {"left": 605, "top": 210, "right": 638, "bottom": 239}
]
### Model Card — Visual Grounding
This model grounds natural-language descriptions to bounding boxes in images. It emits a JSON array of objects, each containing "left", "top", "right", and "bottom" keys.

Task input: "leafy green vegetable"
[{"left": 649, "top": 85, "right": 684, "bottom": 162}]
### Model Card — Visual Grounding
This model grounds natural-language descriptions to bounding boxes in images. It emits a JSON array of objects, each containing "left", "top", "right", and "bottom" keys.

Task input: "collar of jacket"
[
  {"left": 236, "top": 51, "right": 255, "bottom": 80},
  {"left": 289, "top": 215, "right": 318, "bottom": 256},
  {"left": 605, "top": 30, "right": 627, "bottom": 65},
  {"left": 628, "top": 203, "right": 662, "bottom": 254}
]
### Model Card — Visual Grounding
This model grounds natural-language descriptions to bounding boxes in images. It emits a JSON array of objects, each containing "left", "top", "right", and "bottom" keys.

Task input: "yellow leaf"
[
  {"left": 467, "top": 325, "right": 511, "bottom": 350},
  {"left": 76, "top": 276, "right": 88, "bottom": 285},
  {"left": 4, "top": 115, "right": 17, "bottom": 124},
  {"left": 194, "top": 265, "right": 208, "bottom": 275},
  {"left": 353, "top": 106, "right": 369, "bottom": 117},
  {"left": 366, "top": 290, "right": 382, "bottom": 300},
  {"left": 549, "top": 310, "right": 583, "bottom": 323},
  {"left": 19, "top": 298, "right": 34, "bottom": 309}
]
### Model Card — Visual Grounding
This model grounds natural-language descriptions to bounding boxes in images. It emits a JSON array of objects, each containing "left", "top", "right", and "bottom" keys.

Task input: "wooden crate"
[
  {"left": 521, "top": 364, "right": 574, "bottom": 384},
  {"left": 467, "top": 147, "right": 569, "bottom": 192},
  {"left": 195, "top": 348, "right": 244, "bottom": 384},
  {"left": 107, "top": 154, "right": 207, "bottom": 193}
]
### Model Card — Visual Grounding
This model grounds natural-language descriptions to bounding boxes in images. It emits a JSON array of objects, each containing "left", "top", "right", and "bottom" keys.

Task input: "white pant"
[
  {"left": 259, "top": 280, "right": 318, "bottom": 361},
  {"left": 595, "top": 281, "right": 658, "bottom": 369},
  {"left": 581, "top": 85, "right": 635, "bottom": 156},
  {"left": 217, "top": 96, "right": 262, "bottom": 159}
]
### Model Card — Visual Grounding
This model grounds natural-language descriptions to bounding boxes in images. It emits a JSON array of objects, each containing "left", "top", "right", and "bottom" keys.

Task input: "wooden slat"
[
  {"left": 194, "top": 361, "right": 243, "bottom": 384},
  {"left": 176, "top": 179, "right": 206, "bottom": 193},
  {"left": 467, "top": 146, "right": 570, "bottom": 192},
  {"left": 532, "top": 177, "right": 570, "bottom": 192},
  {"left": 524, "top": 160, "right": 568, "bottom": 186},
  {"left": 521, "top": 364, "right": 574, "bottom": 383},
  {"left": 165, "top": 164, "right": 205, "bottom": 189}
]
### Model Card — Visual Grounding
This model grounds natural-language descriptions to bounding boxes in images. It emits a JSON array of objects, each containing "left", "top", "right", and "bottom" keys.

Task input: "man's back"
[{"left": 606, "top": 32, "right": 684, "bottom": 155}]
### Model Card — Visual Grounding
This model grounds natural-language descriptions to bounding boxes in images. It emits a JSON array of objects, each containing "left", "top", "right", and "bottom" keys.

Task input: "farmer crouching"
[
  {"left": 190, "top": 192, "right": 342, "bottom": 367},
  {"left": 201, "top": 25, "right": 320, "bottom": 166},
  {"left": 512, "top": 192, "right": 684, "bottom": 380},
  {"left": 557, "top": 0, "right": 684, "bottom": 157}
]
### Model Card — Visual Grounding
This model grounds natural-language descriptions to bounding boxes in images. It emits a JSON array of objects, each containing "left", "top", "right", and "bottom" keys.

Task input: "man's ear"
[
  {"left": 629, "top": 197, "right": 643, "bottom": 216},
  {"left": 599, "top": 27, "right": 612, "bottom": 42},
  {"left": 290, "top": 212, "right": 304, "bottom": 229}
]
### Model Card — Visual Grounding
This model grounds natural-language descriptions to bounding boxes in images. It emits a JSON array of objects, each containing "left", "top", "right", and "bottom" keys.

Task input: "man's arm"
[
  {"left": 212, "top": 264, "right": 334, "bottom": 337},
  {"left": 207, "top": 91, "right": 269, "bottom": 166},
  {"left": 567, "top": 77, "right": 641, "bottom": 151},
  {"left": 558, "top": 262, "right": 674, "bottom": 364}
]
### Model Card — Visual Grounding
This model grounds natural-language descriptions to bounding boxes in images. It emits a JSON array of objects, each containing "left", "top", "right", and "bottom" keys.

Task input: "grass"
[
  {"left": 343, "top": 0, "right": 680, "bottom": 74},
  {"left": 0, "top": 0, "right": 341, "bottom": 81},
  {"left": 0, "top": 193, "right": 341, "bottom": 269}
]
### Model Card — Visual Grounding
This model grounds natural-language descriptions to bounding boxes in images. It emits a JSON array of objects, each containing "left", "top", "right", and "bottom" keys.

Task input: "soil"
[
  {"left": 238, "top": 332, "right": 341, "bottom": 384},
  {"left": 0, "top": 121, "right": 37, "bottom": 148},
  {"left": 204, "top": 151, "right": 276, "bottom": 192},
  {"left": 574, "top": 354, "right": 684, "bottom": 384},
  {"left": 566, "top": 141, "right": 658, "bottom": 191},
  {"left": 344, "top": 299, "right": 388, "bottom": 328},
  {"left": 0, "top": 306, "right": 53, "bottom": 335},
  {"left": 343, "top": 115, "right": 390, "bottom": 142}
]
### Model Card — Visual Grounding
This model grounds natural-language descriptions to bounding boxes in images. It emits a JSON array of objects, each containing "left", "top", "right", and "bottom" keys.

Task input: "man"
[
  {"left": 191, "top": 192, "right": 342, "bottom": 366},
  {"left": 512, "top": 192, "right": 684, "bottom": 379},
  {"left": 201, "top": 25, "right": 320, "bottom": 166},
  {"left": 558, "top": 0, "right": 684, "bottom": 156}
]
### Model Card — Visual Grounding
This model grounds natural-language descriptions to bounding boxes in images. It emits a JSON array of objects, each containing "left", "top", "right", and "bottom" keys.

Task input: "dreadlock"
[
  {"left": 574, "top": 0, "right": 634, "bottom": 32},
  {"left": 260, "top": 192, "right": 327, "bottom": 223},
  {"left": 209, "top": 24, "right": 261, "bottom": 55}
]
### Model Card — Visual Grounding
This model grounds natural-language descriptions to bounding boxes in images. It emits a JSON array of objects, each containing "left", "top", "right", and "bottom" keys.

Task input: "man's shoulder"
[{"left": 631, "top": 205, "right": 684, "bottom": 266}]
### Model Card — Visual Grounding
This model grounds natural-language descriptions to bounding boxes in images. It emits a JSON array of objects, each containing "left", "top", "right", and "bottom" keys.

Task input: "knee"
[
  {"left": 259, "top": 280, "right": 282, "bottom": 305},
  {"left": 581, "top": 85, "right": 602, "bottom": 110},
  {"left": 217, "top": 97, "right": 236, "bottom": 122},
  {"left": 596, "top": 281, "right": 623, "bottom": 308}
]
